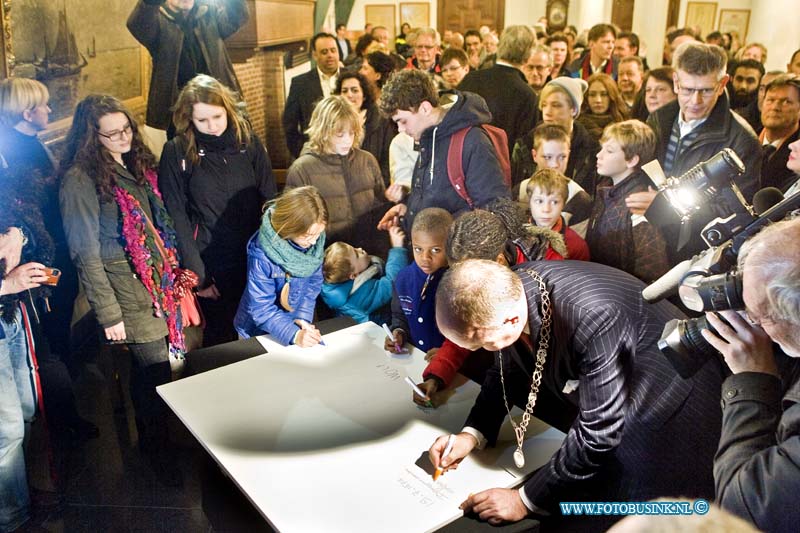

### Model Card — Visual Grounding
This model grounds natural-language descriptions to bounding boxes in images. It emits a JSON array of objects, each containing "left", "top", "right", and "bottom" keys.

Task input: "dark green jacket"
[{"left": 60, "top": 164, "right": 168, "bottom": 343}]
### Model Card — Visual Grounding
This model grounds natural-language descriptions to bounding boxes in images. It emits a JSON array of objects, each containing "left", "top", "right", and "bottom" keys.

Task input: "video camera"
[{"left": 641, "top": 150, "right": 800, "bottom": 378}]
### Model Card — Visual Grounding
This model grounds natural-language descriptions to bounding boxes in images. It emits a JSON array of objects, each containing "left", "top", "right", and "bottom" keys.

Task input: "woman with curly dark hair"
[
  {"left": 577, "top": 73, "right": 629, "bottom": 142},
  {"left": 359, "top": 51, "right": 397, "bottom": 95},
  {"left": 158, "top": 74, "right": 276, "bottom": 347},
  {"left": 335, "top": 70, "right": 397, "bottom": 186},
  {"left": 59, "top": 94, "right": 186, "bottom": 484}
]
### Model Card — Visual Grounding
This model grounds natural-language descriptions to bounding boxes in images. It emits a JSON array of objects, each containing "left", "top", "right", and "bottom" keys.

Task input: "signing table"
[{"left": 158, "top": 321, "right": 565, "bottom": 532}]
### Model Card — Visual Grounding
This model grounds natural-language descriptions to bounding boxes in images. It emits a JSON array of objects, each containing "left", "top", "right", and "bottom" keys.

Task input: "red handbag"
[
  {"left": 173, "top": 268, "right": 204, "bottom": 328},
  {"left": 142, "top": 212, "right": 205, "bottom": 329}
]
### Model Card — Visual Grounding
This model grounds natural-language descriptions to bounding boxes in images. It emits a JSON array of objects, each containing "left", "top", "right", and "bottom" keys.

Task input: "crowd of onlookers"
[{"left": 2, "top": 1, "right": 800, "bottom": 531}]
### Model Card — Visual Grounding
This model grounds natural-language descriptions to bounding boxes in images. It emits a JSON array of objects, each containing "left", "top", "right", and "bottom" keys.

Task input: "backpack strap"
[
  {"left": 446, "top": 126, "right": 474, "bottom": 209},
  {"left": 446, "top": 125, "right": 512, "bottom": 210}
]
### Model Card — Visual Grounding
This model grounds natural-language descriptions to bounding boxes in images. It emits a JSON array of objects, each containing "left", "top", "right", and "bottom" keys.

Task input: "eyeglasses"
[
  {"left": 97, "top": 123, "right": 132, "bottom": 142},
  {"left": 527, "top": 65, "right": 552, "bottom": 72},
  {"left": 743, "top": 308, "right": 777, "bottom": 327},
  {"left": 675, "top": 83, "right": 718, "bottom": 98}
]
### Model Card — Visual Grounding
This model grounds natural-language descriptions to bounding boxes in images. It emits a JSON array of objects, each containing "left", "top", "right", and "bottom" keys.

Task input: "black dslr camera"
[{"left": 642, "top": 150, "right": 800, "bottom": 377}]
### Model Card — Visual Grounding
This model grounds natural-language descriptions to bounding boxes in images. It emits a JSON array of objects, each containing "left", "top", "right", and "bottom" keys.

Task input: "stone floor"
[{"left": 25, "top": 343, "right": 273, "bottom": 533}]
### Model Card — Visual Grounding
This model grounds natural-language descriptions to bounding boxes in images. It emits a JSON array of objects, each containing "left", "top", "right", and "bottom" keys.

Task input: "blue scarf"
[{"left": 257, "top": 207, "right": 325, "bottom": 277}]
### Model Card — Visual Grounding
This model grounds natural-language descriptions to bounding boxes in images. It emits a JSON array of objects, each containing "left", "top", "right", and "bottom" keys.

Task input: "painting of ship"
[
  {"left": 36, "top": 2, "right": 88, "bottom": 80},
  {"left": 7, "top": 0, "right": 143, "bottom": 123}
]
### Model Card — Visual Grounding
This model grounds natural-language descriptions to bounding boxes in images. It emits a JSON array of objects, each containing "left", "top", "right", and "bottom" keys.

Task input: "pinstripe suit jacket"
[{"left": 465, "top": 260, "right": 725, "bottom": 511}]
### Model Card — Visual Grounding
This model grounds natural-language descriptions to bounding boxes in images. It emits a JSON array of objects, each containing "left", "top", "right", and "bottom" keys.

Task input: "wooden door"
[
  {"left": 437, "top": 0, "right": 505, "bottom": 33},
  {"left": 611, "top": 0, "right": 635, "bottom": 32}
]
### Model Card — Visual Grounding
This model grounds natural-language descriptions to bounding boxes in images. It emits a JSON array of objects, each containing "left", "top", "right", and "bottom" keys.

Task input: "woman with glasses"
[
  {"left": 59, "top": 95, "right": 185, "bottom": 484},
  {"left": 158, "top": 75, "right": 277, "bottom": 347}
]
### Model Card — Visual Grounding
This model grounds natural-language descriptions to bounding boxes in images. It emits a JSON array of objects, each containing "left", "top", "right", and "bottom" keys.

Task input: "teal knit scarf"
[{"left": 257, "top": 207, "right": 325, "bottom": 277}]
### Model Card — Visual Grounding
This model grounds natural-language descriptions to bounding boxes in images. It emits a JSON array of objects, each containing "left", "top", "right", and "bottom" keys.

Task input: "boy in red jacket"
[{"left": 527, "top": 169, "right": 590, "bottom": 260}]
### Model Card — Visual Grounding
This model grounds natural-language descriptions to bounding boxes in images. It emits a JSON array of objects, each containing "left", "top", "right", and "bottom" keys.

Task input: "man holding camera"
[
  {"left": 702, "top": 217, "right": 800, "bottom": 532},
  {"left": 127, "top": 0, "right": 248, "bottom": 133},
  {"left": 637, "top": 42, "right": 761, "bottom": 263}
]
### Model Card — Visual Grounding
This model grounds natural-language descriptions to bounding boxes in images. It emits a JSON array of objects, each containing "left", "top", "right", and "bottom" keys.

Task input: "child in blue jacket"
[
  {"left": 234, "top": 186, "right": 328, "bottom": 347},
  {"left": 320, "top": 226, "right": 407, "bottom": 324}
]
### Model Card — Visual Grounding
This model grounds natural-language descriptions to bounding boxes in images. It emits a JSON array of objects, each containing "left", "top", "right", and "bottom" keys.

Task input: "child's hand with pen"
[
  {"left": 293, "top": 319, "right": 323, "bottom": 347},
  {"left": 382, "top": 326, "right": 408, "bottom": 354},
  {"left": 410, "top": 378, "right": 442, "bottom": 408}
]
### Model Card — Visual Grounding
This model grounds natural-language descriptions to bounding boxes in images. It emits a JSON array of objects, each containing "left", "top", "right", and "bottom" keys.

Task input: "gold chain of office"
[{"left": 498, "top": 269, "right": 552, "bottom": 469}]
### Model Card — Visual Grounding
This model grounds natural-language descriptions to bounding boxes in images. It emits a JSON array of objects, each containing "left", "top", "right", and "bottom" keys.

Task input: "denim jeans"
[{"left": 0, "top": 308, "right": 35, "bottom": 532}]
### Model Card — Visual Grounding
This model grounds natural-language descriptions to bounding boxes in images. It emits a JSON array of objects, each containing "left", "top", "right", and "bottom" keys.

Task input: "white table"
[{"left": 158, "top": 322, "right": 564, "bottom": 533}]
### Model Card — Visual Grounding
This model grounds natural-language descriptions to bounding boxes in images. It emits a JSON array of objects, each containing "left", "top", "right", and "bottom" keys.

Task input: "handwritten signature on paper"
[
  {"left": 375, "top": 363, "right": 402, "bottom": 381},
  {"left": 396, "top": 467, "right": 455, "bottom": 507}
]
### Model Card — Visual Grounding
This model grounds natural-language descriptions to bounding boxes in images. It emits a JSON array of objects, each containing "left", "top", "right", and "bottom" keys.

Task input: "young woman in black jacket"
[{"left": 159, "top": 74, "right": 277, "bottom": 346}]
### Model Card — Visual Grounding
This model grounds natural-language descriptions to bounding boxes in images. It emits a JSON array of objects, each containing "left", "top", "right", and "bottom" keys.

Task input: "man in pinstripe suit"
[{"left": 428, "top": 259, "right": 725, "bottom": 529}]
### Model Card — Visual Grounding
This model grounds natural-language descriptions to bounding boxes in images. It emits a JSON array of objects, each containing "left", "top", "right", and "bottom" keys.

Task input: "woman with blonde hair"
[
  {"left": 158, "top": 74, "right": 276, "bottom": 347},
  {"left": 578, "top": 73, "right": 629, "bottom": 142},
  {"left": 285, "top": 95, "right": 387, "bottom": 254},
  {"left": 335, "top": 70, "right": 397, "bottom": 186}
]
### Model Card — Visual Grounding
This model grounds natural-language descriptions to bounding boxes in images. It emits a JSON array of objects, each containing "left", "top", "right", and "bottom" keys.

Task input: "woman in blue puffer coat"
[{"left": 234, "top": 186, "right": 327, "bottom": 347}]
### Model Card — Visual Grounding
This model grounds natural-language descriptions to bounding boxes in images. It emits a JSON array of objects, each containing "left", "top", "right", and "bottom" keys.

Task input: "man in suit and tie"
[
  {"left": 758, "top": 74, "right": 800, "bottom": 192},
  {"left": 458, "top": 25, "right": 539, "bottom": 160},
  {"left": 334, "top": 23, "right": 352, "bottom": 62},
  {"left": 282, "top": 32, "right": 340, "bottom": 158},
  {"left": 428, "top": 259, "right": 725, "bottom": 529}
]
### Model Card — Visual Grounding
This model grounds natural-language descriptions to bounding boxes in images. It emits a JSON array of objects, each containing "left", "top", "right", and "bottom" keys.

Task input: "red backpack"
[{"left": 446, "top": 125, "right": 512, "bottom": 209}]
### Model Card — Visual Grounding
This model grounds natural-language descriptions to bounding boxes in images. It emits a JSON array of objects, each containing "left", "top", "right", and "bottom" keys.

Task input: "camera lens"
[
  {"left": 679, "top": 271, "right": 744, "bottom": 312},
  {"left": 658, "top": 316, "right": 720, "bottom": 378}
]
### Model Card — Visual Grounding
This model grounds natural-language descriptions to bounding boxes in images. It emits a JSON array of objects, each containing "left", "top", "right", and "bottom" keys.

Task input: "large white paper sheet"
[{"left": 159, "top": 322, "right": 564, "bottom": 532}]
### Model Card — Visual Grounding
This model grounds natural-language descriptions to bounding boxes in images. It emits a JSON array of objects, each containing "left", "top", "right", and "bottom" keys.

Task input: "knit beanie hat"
[{"left": 547, "top": 77, "right": 589, "bottom": 118}]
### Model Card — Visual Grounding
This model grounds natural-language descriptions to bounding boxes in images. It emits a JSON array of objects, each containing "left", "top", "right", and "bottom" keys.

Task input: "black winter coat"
[
  {"left": 362, "top": 104, "right": 397, "bottom": 187},
  {"left": 457, "top": 64, "right": 540, "bottom": 162},
  {"left": 645, "top": 94, "right": 761, "bottom": 262},
  {"left": 127, "top": 0, "right": 248, "bottom": 129},
  {"left": 404, "top": 91, "right": 511, "bottom": 232},
  {"left": 158, "top": 130, "right": 276, "bottom": 286}
]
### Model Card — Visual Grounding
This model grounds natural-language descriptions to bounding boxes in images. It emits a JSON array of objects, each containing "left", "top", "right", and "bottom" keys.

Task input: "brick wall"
[{"left": 233, "top": 49, "right": 292, "bottom": 171}]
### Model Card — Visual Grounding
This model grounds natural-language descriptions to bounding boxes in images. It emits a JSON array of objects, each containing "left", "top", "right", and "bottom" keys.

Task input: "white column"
[
  {"left": 748, "top": 0, "right": 800, "bottom": 72},
  {"left": 632, "top": 0, "right": 669, "bottom": 70},
  {"left": 569, "top": 0, "right": 612, "bottom": 33}
]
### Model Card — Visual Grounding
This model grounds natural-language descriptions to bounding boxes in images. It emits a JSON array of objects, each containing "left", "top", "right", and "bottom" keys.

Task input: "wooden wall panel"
[{"left": 437, "top": 0, "right": 504, "bottom": 33}]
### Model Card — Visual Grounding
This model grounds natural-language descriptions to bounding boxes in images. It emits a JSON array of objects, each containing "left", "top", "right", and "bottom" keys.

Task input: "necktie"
[{"left": 762, "top": 143, "right": 777, "bottom": 162}]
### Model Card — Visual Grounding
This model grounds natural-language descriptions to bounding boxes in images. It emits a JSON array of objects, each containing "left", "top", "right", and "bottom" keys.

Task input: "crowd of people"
[{"left": 2, "top": 1, "right": 800, "bottom": 531}]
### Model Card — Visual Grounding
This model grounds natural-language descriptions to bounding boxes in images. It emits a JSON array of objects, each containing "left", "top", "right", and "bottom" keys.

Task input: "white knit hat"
[{"left": 547, "top": 77, "right": 589, "bottom": 118}]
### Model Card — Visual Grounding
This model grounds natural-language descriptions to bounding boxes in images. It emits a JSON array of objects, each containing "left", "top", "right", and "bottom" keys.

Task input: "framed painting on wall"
[
  {"left": 400, "top": 3, "right": 430, "bottom": 29},
  {"left": 685, "top": 2, "right": 717, "bottom": 40},
  {"left": 718, "top": 9, "right": 750, "bottom": 43},
  {"left": 1, "top": 0, "right": 148, "bottom": 139},
  {"left": 365, "top": 4, "right": 397, "bottom": 41}
]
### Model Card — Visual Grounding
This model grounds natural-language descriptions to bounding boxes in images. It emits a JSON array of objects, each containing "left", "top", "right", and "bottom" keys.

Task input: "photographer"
[
  {"left": 127, "top": 0, "right": 248, "bottom": 134},
  {"left": 702, "top": 217, "right": 800, "bottom": 532}
]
